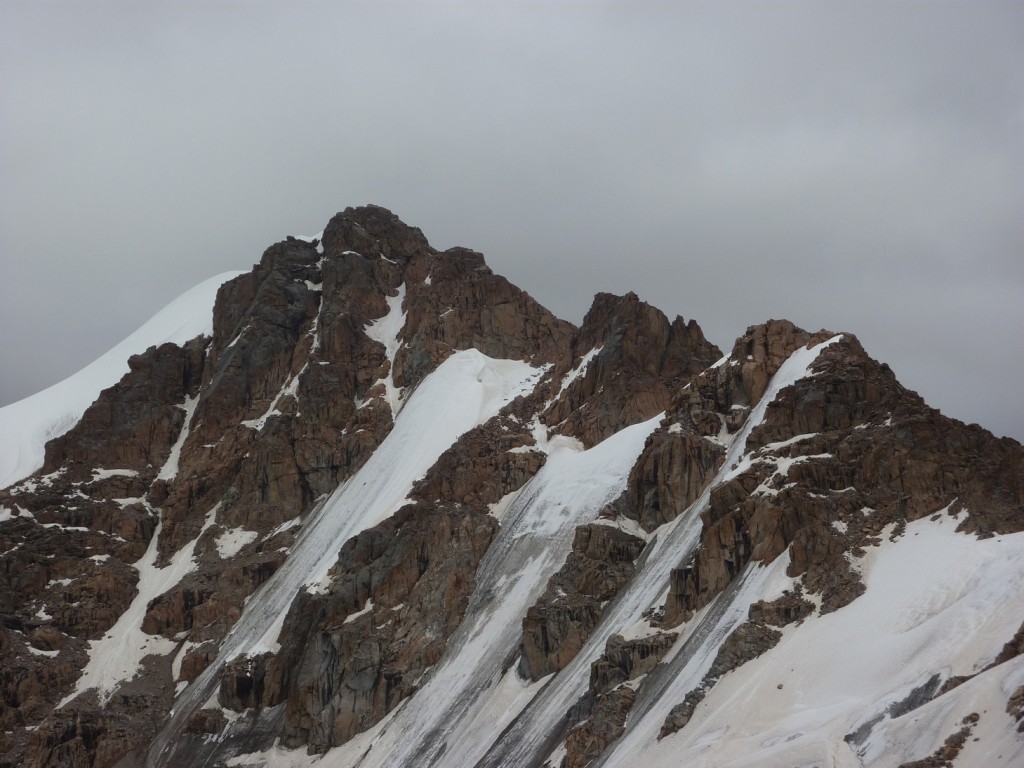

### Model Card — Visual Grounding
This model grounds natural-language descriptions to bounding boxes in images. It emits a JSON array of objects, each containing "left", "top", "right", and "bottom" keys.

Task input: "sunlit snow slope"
[{"left": 0, "top": 272, "right": 244, "bottom": 490}]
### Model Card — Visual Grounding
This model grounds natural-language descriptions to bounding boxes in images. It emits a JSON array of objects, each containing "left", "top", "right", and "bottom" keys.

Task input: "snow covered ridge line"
[{"left": 0, "top": 271, "right": 245, "bottom": 490}]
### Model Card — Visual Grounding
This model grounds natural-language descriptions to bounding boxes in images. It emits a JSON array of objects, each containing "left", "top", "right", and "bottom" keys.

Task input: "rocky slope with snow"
[{"left": 0, "top": 205, "right": 1021, "bottom": 768}]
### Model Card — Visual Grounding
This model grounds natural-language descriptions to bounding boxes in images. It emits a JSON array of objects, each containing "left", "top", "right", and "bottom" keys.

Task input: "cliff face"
[{"left": 0, "top": 206, "right": 1021, "bottom": 768}]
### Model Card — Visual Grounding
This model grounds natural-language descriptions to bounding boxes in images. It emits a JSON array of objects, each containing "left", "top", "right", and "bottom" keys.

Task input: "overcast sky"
[{"left": 1, "top": 2, "right": 1022, "bottom": 441}]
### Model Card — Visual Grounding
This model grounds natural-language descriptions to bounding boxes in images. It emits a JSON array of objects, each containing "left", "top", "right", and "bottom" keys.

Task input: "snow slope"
[
  {"left": 0, "top": 271, "right": 244, "bottom": 490},
  {"left": 605, "top": 513, "right": 1024, "bottom": 768},
  {"left": 470, "top": 336, "right": 846, "bottom": 767}
]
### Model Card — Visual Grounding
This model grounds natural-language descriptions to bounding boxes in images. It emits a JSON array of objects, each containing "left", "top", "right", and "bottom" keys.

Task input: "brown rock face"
[
  {"left": 1008, "top": 685, "right": 1024, "bottom": 732},
  {"left": 589, "top": 631, "right": 679, "bottom": 696},
  {"left": 623, "top": 429, "right": 725, "bottom": 532},
  {"left": 707, "top": 620, "right": 782, "bottom": 678},
  {"left": 521, "top": 523, "right": 646, "bottom": 681},
  {"left": 396, "top": 245, "right": 575, "bottom": 389},
  {"left": 410, "top": 410, "right": 546, "bottom": 508},
  {"left": 22, "top": 710, "right": 145, "bottom": 768},
  {"left": 42, "top": 337, "right": 208, "bottom": 478},
  {"left": 562, "top": 685, "right": 636, "bottom": 768},
  {"left": 544, "top": 292, "right": 721, "bottom": 448},
  {"left": 747, "top": 586, "right": 815, "bottom": 627},
  {"left": 659, "top": 687, "right": 706, "bottom": 739},
  {"left": 269, "top": 502, "right": 499, "bottom": 752},
  {"left": 556, "top": 629, "right": 679, "bottom": 766},
  {"left": 664, "top": 329, "right": 1024, "bottom": 626}
]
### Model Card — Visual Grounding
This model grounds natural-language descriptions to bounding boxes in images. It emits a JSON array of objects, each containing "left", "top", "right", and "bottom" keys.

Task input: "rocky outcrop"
[
  {"left": 659, "top": 620, "right": 781, "bottom": 741},
  {"left": 521, "top": 523, "right": 646, "bottom": 680},
  {"left": 42, "top": 337, "right": 208, "bottom": 479},
  {"left": 659, "top": 687, "right": 706, "bottom": 739},
  {"left": 544, "top": 293, "right": 720, "bottom": 448},
  {"left": 397, "top": 245, "right": 575, "bottom": 389},
  {"left": 22, "top": 711, "right": 137, "bottom": 768},
  {"left": 747, "top": 586, "right": 815, "bottom": 627},
  {"left": 622, "top": 429, "right": 724, "bottom": 532},
  {"left": 707, "top": 620, "right": 782, "bottom": 678},
  {"left": 664, "top": 327, "right": 1024, "bottom": 627},
  {"left": 1008, "top": 686, "right": 1024, "bottom": 732},
  {"left": 562, "top": 685, "right": 635, "bottom": 768},
  {"left": 410, "top": 409, "right": 545, "bottom": 508},
  {"left": 588, "top": 631, "right": 678, "bottom": 695},
  {"left": 557, "top": 629, "right": 679, "bottom": 767},
  {"left": 269, "top": 501, "right": 498, "bottom": 751},
  {"left": 184, "top": 708, "right": 227, "bottom": 736}
]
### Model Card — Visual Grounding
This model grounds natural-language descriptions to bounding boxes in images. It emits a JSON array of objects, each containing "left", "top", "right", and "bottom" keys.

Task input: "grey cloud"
[{"left": 1, "top": 2, "right": 1021, "bottom": 441}]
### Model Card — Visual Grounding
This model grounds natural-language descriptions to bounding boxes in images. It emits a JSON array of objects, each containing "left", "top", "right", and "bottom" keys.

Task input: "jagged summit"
[{"left": 0, "top": 207, "right": 1021, "bottom": 768}]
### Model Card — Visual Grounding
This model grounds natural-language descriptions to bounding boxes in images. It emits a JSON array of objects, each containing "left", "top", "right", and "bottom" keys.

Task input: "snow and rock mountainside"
[{"left": 0, "top": 206, "right": 1022, "bottom": 768}]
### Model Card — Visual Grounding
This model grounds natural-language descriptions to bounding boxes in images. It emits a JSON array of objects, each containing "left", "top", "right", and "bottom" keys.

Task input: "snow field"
[
  {"left": 58, "top": 503, "right": 219, "bottom": 707},
  {"left": 612, "top": 513, "right": 1024, "bottom": 768}
]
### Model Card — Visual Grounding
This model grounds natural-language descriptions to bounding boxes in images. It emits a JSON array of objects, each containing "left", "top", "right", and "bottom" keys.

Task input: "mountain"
[{"left": 1, "top": 205, "right": 1022, "bottom": 768}]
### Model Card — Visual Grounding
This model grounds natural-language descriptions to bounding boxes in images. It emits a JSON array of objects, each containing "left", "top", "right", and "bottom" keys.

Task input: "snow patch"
[
  {"left": 548, "top": 347, "right": 601, "bottom": 408},
  {"left": 363, "top": 284, "right": 407, "bottom": 416},
  {"left": 215, "top": 527, "right": 259, "bottom": 559},
  {"left": 158, "top": 395, "right": 199, "bottom": 481},
  {"left": 344, "top": 599, "right": 375, "bottom": 624},
  {"left": 59, "top": 504, "right": 219, "bottom": 707},
  {"left": 241, "top": 364, "right": 307, "bottom": 432},
  {"left": 90, "top": 467, "right": 140, "bottom": 481}
]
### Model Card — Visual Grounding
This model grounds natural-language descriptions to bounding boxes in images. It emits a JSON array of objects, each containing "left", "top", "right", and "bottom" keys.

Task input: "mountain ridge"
[{"left": 0, "top": 205, "right": 1021, "bottom": 768}]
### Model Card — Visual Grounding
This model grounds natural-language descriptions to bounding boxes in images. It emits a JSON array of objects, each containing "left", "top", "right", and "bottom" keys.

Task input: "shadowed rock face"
[
  {"left": 544, "top": 292, "right": 721, "bottom": 449},
  {"left": 521, "top": 523, "right": 648, "bottom": 682},
  {"left": 1, "top": 206, "right": 1021, "bottom": 768},
  {"left": 271, "top": 502, "right": 499, "bottom": 752}
]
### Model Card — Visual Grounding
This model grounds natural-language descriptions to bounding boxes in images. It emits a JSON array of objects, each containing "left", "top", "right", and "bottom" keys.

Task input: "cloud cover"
[{"left": 1, "top": 2, "right": 1022, "bottom": 440}]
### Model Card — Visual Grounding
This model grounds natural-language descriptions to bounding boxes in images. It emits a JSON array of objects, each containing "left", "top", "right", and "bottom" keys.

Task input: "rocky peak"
[
  {"left": 577, "top": 291, "right": 719, "bottom": 380},
  {"left": 541, "top": 291, "right": 722, "bottom": 448},
  {"left": 320, "top": 204, "right": 431, "bottom": 263},
  {"left": 2, "top": 207, "right": 1022, "bottom": 768}
]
